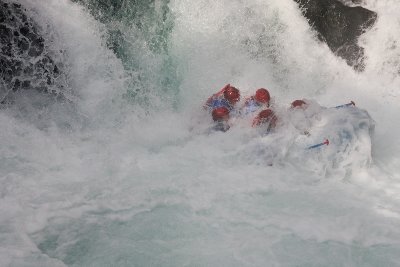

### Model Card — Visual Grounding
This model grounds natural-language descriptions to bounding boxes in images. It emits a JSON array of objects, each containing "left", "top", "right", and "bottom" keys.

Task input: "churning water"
[{"left": 1, "top": 0, "right": 400, "bottom": 266}]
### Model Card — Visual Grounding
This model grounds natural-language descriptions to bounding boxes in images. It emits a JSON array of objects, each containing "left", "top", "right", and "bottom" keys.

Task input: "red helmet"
[
  {"left": 291, "top": 100, "right": 307, "bottom": 109},
  {"left": 212, "top": 107, "right": 230, "bottom": 121},
  {"left": 255, "top": 88, "right": 270, "bottom": 104},
  {"left": 252, "top": 109, "right": 277, "bottom": 127},
  {"left": 224, "top": 86, "right": 240, "bottom": 104}
]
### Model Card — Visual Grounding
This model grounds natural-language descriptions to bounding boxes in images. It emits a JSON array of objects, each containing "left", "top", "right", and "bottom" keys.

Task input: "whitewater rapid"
[{"left": 1, "top": 0, "right": 400, "bottom": 266}]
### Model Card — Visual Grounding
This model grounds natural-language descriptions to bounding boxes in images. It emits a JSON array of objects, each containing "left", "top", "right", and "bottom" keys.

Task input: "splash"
[{"left": 0, "top": 0, "right": 400, "bottom": 266}]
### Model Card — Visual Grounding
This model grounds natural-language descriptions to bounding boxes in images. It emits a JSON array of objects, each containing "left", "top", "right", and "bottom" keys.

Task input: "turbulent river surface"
[{"left": 1, "top": 0, "right": 400, "bottom": 266}]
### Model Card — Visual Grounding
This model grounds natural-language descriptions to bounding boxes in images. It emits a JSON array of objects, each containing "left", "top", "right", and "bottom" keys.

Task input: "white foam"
[{"left": 1, "top": 0, "right": 400, "bottom": 265}]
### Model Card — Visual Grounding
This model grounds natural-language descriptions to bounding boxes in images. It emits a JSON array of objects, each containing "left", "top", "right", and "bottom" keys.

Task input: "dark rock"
[
  {"left": 13, "top": 78, "right": 20, "bottom": 91},
  {"left": 340, "top": 0, "right": 363, "bottom": 5},
  {"left": 0, "top": 0, "right": 68, "bottom": 105},
  {"left": 17, "top": 38, "right": 30, "bottom": 51},
  {"left": 19, "top": 26, "right": 30, "bottom": 36},
  {"left": 0, "top": 24, "right": 12, "bottom": 41},
  {"left": 22, "top": 80, "right": 30, "bottom": 88},
  {"left": 28, "top": 38, "right": 44, "bottom": 57},
  {"left": 0, "top": 8, "right": 6, "bottom": 23},
  {"left": 293, "top": 0, "right": 377, "bottom": 71}
]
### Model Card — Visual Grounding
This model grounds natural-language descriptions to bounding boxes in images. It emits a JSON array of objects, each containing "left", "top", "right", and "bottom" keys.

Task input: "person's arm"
[
  {"left": 252, "top": 109, "right": 277, "bottom": 128},
  {"left": 204, "top": 84, "right": 230, "bottom": 109}
]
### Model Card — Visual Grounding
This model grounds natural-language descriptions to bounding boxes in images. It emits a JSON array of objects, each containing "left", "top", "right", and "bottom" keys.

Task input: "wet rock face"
[
  {"left": 0, "top": 0, "right": 66, "bottom": 104},
  {"left": 340, "top": 0, "right": 363, "bottom": 5},
  {"left": 294, "top": 0, "right": 377, "bottom": 71}
]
